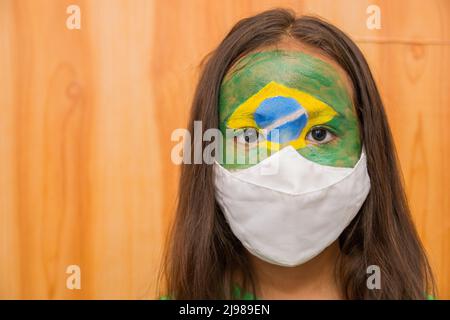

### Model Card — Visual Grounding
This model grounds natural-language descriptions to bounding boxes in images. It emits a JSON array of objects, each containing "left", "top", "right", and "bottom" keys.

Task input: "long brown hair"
[{"left": 159, "top": 8, "right": 435, "bottom": 299}]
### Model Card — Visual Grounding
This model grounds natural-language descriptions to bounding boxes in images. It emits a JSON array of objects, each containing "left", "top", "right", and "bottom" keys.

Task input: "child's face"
[{"left": 219, "top": 49, "right": 361, "bottom": 169}]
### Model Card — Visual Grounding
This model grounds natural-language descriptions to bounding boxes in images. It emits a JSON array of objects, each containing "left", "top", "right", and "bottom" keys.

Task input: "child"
[{"left": 159, "top": 8, "right": 435, "bottom": 300}]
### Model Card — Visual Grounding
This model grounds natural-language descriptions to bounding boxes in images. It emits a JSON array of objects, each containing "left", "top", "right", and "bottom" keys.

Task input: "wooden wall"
[{"left": 0, "top": 0, "right": 449, "bottom": 299}]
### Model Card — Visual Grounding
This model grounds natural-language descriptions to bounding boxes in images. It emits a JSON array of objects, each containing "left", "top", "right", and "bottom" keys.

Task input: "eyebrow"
[
  {"left": 309, "top": 101, "right": 343, "bottom": 118},
  {"left": 225, "top": 95, "right": 344, "bottom": 130}
]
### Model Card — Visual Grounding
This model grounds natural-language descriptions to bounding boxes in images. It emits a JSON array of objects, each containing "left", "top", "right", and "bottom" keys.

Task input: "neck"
[{"left": 248, "top": 241, "right": 342, "bottom": 299}]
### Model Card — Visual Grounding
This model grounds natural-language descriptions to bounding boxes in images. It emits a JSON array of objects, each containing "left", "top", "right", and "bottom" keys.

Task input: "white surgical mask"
[{"left": 214, "top": 145, "right": 371, "bottom": 267}]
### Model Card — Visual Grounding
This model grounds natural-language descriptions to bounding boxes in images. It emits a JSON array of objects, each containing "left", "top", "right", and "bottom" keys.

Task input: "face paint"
[{"left": 219, "top": 50, "right": 361, "bottom": 169}]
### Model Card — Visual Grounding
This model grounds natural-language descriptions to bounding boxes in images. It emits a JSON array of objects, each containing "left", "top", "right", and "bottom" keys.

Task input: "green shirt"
[
  {"left": 159, "top": 284, "right": 257, "bottom": 300},
  {"left": 160, "top": 285, "right": 435, "bottom": 300}
]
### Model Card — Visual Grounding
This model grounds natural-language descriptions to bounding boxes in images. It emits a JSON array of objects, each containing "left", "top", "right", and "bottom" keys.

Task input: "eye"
[
  {"left": 306, "top": 126, "right": 336, "bottom": 144},
  {"left": 235, "top": 128, "right": 264, "bottom": 146}
]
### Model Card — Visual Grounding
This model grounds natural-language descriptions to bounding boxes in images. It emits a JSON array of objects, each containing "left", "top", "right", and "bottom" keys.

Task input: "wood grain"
[{"left": 0, "top": 0, "right": 448, "bottom": 299}]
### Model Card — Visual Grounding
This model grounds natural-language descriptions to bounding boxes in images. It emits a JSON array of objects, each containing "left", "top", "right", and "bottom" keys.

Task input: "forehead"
[{"left": 219, "top": 50, "right": 354, "bottom": 123}]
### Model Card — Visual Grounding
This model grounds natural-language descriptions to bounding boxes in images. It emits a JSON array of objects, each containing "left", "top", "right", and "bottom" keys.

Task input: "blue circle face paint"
[{"left": 254, "top": 96, "right": 308, "bottom": 143}]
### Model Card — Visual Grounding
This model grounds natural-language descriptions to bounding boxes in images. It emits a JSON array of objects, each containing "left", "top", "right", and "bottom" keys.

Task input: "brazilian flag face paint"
[
  {"left": 226, "top": 81, "right": 337, "bottom": 150},
  {"left": 219, "top": 50, "right": 361, "bottom": 169}
]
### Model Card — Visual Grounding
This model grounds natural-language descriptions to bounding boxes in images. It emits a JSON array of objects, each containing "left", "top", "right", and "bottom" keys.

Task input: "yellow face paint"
[
  {"left": 219, "top": 50, "right": 362, "bottom": 169},
  {"left": 226, "top": 81, "right": 337, "bottom": 152}
]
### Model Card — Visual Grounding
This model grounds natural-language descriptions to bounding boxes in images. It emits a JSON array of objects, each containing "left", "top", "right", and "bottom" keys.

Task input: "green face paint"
[{"left": 219, "top": 50, "right": 361, "bottom": 169}]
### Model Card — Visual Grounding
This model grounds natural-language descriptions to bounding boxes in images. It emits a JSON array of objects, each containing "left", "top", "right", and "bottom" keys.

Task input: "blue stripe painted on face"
[
  {"left": 254, "top": 96, "right": 301, "bottom": 128},
  {"left": 254, "top": 96, "right": 308, "bottom": 144},
  {"left": 266, "top": 115, "right": 307, "bottom": 143}
]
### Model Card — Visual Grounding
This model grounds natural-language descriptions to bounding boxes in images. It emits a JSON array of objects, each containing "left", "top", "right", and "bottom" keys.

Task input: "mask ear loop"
[{"left": 358, "top": 144, "right": 368, "bottom": 167}]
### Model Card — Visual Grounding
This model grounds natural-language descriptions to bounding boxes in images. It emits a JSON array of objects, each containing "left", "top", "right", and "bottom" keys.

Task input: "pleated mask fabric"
[{"left": 214, "top": 145, "right": 371, "bottom": 267}]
